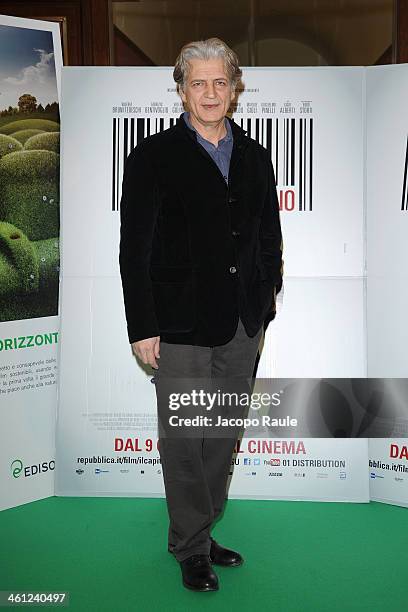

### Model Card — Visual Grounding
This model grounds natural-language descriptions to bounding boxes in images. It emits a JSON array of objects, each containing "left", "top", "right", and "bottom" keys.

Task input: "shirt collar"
[{"left": 182, "top": 111, "right": 233, "bottom": 145}]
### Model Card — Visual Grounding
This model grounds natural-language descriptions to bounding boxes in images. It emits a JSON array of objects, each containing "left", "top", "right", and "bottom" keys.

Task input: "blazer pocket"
[
  {"left": 150, "top": 266, "right": 195, "bottom": 332},
  {"left": 150, "top": 265, "right": 193, "bottom": 283},
  {"left": 255, "top": 256, "right": 268, "bottom": 282},
  {"left": 257, "top": 281, "right": 276, "bottom": 321}
]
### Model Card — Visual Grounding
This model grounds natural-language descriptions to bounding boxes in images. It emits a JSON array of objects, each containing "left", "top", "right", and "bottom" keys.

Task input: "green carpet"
[{"left": 0, "top": 497, "right": 407, "bottom": 611}]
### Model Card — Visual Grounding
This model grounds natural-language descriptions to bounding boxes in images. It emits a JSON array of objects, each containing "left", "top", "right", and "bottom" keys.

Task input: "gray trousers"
[{"left": 153, "top": 318, "right": 263, "bottom": 562}]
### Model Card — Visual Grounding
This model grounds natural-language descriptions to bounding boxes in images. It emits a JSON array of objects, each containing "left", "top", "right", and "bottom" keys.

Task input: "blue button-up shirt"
[{"left": 182, "top": 111, "right": 233, "bottom": 184}]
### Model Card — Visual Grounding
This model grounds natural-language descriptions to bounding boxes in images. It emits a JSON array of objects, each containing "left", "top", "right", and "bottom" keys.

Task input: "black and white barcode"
[
  {"left": 112, "top": 116, "right": 313, "bottom": 211},
  {"left": 401, "top": 134, "right": 408, "bottom": 211}
]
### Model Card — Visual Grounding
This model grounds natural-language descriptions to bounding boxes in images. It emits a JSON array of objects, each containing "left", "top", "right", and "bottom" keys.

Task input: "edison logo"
[{"left": 11, "top": 458, "right": 55, "bottom": 478}]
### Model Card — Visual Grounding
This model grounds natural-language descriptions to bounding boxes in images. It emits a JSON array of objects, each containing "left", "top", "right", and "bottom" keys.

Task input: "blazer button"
[
  {"left": 232, "top": 230, "right": 240, "bottom": 237},
  {"left": 229, "top": 266, "right": 237, "bottom": 274}
]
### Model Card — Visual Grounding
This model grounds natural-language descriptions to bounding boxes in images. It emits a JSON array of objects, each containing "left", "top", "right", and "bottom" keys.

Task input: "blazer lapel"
[
  {"left": 175, "top": 113, "right": 249, "bottom": 185},
  {"left": 227, "top": 116, "right": 250, "bottom": 177}
]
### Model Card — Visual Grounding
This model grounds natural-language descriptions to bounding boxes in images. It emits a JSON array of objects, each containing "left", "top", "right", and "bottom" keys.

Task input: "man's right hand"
[{"left": 131, "top": 336, "right": 160, "bottom": 369}]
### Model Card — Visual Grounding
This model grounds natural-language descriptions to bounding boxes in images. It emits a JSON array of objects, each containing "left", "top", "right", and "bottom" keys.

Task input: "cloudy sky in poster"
[{"left": 0, "top": 24, "right": 58, "bottom": 110}]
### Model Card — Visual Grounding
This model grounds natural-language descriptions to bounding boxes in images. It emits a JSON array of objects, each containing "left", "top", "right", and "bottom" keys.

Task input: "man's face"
[{"left": 179, "top": 57, "right": 235, "bottom": 127}]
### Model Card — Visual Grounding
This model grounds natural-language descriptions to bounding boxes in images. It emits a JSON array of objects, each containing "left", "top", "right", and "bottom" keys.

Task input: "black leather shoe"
[
  {"left": 180, "top": 554, "right": 219, "bottom": 591},
  {"left": 209, "top": 537, "right": 243, "bottom": 567}
]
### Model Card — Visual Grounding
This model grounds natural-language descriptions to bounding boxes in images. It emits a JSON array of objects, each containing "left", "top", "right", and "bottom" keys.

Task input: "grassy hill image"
[
  {"left": 0, "top": 118, "right": 59, "bottom": 135},
  {"left": 0, "top": 103, "right": 60, "bottom": 323},
  {"left": 0, "top": 24, "right": 60, "bottom": 323}
]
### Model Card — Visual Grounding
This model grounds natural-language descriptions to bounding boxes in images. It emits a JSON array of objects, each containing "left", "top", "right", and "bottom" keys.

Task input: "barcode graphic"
[
  {"left": 112, "top": 117, "right": 176, "bottom": 211},
  {"left": 112, "top": 116, "right": 313, "bottom": 211},
  {"left": 401, "top": 134, "right": 408, "bottom": 211}
]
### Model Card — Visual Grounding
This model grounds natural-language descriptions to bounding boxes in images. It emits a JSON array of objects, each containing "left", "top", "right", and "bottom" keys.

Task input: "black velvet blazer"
[{"left": 119, "top": 113, "right": 283, "bottom": 346}]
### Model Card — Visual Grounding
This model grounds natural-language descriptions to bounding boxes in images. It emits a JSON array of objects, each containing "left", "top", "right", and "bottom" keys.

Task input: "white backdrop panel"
[
  {"left": 258, "top": 277, "right": 366, "bottom": 378},
  {"left": 57, "top": 67, "right": 368, "bottom": 501},
  {"left": 366, "top": 65, "right": 408, "bottom": 377},
  {"left": 369, "top": 439, "right": 408, "bottom": 508}
]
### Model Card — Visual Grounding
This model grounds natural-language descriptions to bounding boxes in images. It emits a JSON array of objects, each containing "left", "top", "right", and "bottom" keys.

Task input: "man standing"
[{"left": 119, "top": 38, "right": 283, "bottom": 592}]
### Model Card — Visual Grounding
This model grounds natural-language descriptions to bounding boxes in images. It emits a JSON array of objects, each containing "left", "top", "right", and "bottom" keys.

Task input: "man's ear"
[{"left": 230, "top": 87, "right": 236, "bottom": 102}]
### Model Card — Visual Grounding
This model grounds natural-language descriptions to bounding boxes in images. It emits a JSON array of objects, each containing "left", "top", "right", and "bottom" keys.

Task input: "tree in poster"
[{"left": 18, "top": 93, "right": 38, "bottom": 114}]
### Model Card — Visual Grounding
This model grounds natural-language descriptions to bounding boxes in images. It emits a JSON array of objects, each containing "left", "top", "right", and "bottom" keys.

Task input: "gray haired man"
[{"left": 119, "top": 37, "right": 283, "bottom": 592}]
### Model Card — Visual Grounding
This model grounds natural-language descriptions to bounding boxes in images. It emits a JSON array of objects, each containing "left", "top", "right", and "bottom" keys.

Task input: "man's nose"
[{"left": 204, "top": 83, "right": 216, "bottom": 98}]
